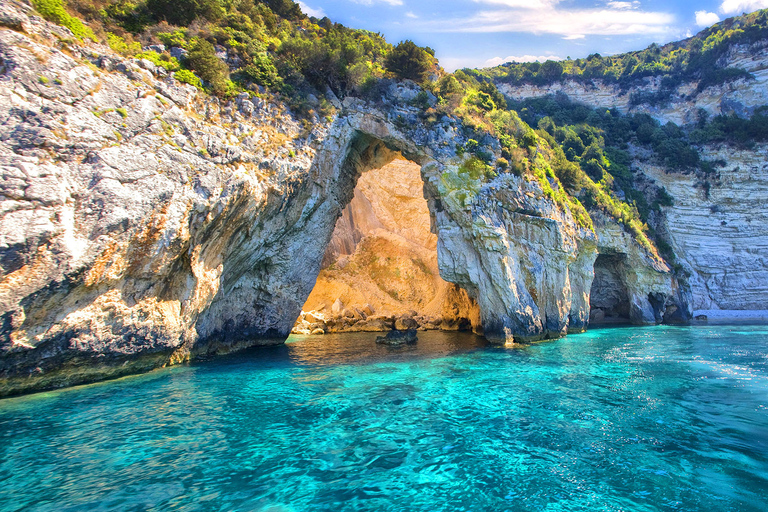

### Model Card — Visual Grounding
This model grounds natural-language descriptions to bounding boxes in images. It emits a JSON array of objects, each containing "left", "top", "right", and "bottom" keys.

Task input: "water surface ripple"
[{"left": 1, "top": 326, "right": 767, "bottom": 511}]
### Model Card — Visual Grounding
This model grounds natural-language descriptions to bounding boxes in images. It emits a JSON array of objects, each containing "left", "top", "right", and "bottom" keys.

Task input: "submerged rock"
[{"left": 375, "top": 329, "right": 418, "bottom": 346}]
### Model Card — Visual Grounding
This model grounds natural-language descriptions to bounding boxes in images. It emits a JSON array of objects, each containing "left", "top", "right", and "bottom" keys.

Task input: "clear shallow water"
[{"left": 1, "top": 327, "right": 768, "bottom": 511}]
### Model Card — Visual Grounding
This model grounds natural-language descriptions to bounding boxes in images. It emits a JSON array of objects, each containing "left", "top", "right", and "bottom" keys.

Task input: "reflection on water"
[
  {"left": 1, "top": 327, "right": 768, "bottom": 511},
  {"left": 283, "top": 330, "right": 488, "bottom": 367}
]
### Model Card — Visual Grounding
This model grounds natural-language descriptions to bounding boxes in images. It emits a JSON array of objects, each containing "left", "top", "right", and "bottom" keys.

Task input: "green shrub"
[
  {"left": 186, "top": 38, "right": 230, "bottom": 95},
  {"left": 385, "top": 40, "right": 436, "bottom": 83},
  {"left": 157, "top": 29, "right": 189, "bottom": 49},
  {"left": 174, "top": 69, "right": 202, "bottom": 88},
  {"left": 139, "top": 51, "right": 181, "bottom": 72},
  {"left": 459, "top": 156, "right": 495, "bottom": 181},
  {"left": 32, "top": 0, "right": 95, "bottom": 40},
  {"left": 107, "top": 32, "right": 141, "bottom": 56}
]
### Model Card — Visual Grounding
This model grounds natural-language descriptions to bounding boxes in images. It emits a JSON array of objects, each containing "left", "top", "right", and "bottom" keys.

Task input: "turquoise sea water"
[{"left": 1, "top": 326, "right": 768, "bottom": 511}]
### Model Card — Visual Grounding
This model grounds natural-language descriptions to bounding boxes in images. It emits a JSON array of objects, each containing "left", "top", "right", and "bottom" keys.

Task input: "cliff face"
[
  {"left": 496, "top": 45, "right": 768, "bottom": 317},
  {"left": 497, "top": 41, "right": 768, "bottom": 126},
  {"left": 638, "top": 146, "right": 768, "bottom": 312},
  {"left": 0, "top": 2, "right": 681, "bottom": 396}
]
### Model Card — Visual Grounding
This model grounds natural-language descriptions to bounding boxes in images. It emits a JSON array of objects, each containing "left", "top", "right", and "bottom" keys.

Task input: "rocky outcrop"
[
  {"left": 591, "top": 213, "right": 683, "bottom": 324},
  {"left": 638, "top": 146, "right": 768, "bottom": 314},
  {"left": 0, "top": 2, "right": 681, "bottom": 396},
  {"left": 375, "top": 329, "right": 418, "bottom": 346},
  {"left": 497, "top": 42, "right": 768, "bottom": 319},
  {"left": 497, "top": 40, "right": 768, "bottom": 126}
]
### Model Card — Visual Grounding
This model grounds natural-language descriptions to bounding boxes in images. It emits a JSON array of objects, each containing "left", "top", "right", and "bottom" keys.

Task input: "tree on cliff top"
[{"left": 385, "top": 40, "right": 436, "bottom": 83}]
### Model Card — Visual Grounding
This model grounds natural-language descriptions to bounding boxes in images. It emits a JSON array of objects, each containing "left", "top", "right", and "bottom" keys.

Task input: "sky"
[{"left": 295, "top": 0, "right": 768, "bottom": 70}]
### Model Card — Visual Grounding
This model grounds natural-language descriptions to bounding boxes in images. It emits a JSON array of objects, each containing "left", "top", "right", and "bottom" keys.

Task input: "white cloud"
[
  {"left": 405, "top": 11, "right": 418, "bottom": 18},
  {"left": 720, "top": 0, "right": 768, "bottom": 15},
  {"left": 351, "top": 0, "right": 404, "bottom": 5},
  {"left": 607, "top": 1, "right": 640, "bottom": 9},
  {"left": 428, "top": 6, "right": 675, "bottom": 39},
  {"left": 563, "top": 34, "right": 586, "bottom": 40},
  {"left": 473, "top": 0, "right": 555, "bottom": 8},
  {"left": 484, "top": 54, "right": 563, "bottom": 67},
  {"left": 695, "top": 10, "right": 721, "bottom": 26},
  {"left": 297, "top": 1, "right": 325, "bottom": 18}
]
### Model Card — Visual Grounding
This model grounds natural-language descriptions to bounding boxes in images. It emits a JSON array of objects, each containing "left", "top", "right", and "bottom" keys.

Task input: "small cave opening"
[
  {"left": 589, "top": 253, "right": 631, "bottom": 325},
  {"left": 293, "top": 154, "right": 481, "bottom": 335}
]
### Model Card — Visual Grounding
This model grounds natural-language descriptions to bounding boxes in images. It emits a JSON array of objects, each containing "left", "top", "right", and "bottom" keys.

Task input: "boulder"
[
  {"left": 358, "top": 316, "right": 394, "bottom": 331},
  {"left": 590, "top": 309, "right": 606, "bottom": 323},
  {"left": 395, "top": 316, "right": 419, "bottom": 330},
  {"left": 375, "top": 329, "right": 418, "bottom": 346},
  {"left": 304, "top": 311, "right": 324, "bottom": 324},
  {"left": 309, "top": 322, "right": 327, "bottom": 332}
]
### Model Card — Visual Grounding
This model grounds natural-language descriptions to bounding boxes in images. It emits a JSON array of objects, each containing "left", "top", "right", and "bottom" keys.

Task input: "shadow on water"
[{"left": 208, "top": 330, "right": 490, "bottom": 370}]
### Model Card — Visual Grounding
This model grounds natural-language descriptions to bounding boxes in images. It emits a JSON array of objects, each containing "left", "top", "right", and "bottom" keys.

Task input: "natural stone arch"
[
  {"left": 296, "top": 155, "right": 483, "bottom": 334},
  {"left": 0, "top": 20, "right": 690, "bottom": 396},
  {"left": 190, "top": 103, "right": 600, "bottom": 349},
  {"left": 192, "top": 128, "right": 425, "bottom": 347},
  {"left": 0, "top": 81, "right": 681, "bottom": 395}
]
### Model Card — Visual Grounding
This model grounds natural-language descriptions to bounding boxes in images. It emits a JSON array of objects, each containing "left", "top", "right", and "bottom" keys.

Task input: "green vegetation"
[
  {"left": 32, "top": 0, "right": 96, "bottom": 40},
  {"left": 40, "top": 0, "right": 768, "bottom": 261},
  {"left": 690, "top": 107, "right": 768, "bottom": 147},
  {"left": 173, "top": 69, "right": 202, "bottom": 88},
  {"left": 476, "top": 9, "right": 768, "bottom": 104},
  {"left": 60, "top": 0, "right": 403, "bottom": 103},
  {"left": 385, "top": 41, "right": 437, "bottom": 83}
]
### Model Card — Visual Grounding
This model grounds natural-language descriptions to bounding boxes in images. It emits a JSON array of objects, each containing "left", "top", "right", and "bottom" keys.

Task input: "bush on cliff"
[
  {"left": 185, "top": 38, "right": 231, "bottom": 95},
  {"left": 385, "top": 40, "right": 437, "bottom": 83},
  {"left": 32, "top": 0, "right": 96, "bottom": 40}
]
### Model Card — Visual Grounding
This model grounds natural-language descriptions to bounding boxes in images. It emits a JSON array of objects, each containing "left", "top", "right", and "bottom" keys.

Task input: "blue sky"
[{"left": 296, "top": 0, "right": 768, "bottom": 70}]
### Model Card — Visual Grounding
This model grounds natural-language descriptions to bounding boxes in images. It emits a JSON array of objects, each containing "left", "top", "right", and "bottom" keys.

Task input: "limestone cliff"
[
  {"left": 496, "top": 43, "right": 768, "bottom": 318},
  {"left": 638, "top": 146, "right": 768, "bottom": 314},
  {"left": 497, "top": 40, "right": 768, "bottom": 126},
  {"left": 0, "top": 2, "right": 682, "bottom": 396}
]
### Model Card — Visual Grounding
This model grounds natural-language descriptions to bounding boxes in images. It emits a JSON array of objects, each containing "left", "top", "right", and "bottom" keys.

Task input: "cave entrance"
[
  {"left": 293, "top": 154, "right": 481, "bottom": 335},
  {"left": 589, "top": 253, "right": 631, "bottom": 325}
]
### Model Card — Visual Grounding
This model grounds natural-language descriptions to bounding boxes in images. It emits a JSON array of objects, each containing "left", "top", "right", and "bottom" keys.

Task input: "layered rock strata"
[
  {"left": 497, "top": 40, "right": 768, "bottom": 126},
  {"left": 496, "top": 47, "right": 768, "bottom": 317},
  {"left": 638, "top": 147, "right": 768, "bottom": 314}
]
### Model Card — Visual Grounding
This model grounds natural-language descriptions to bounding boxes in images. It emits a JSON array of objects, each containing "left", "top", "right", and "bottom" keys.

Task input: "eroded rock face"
[
  {"left": 638, "top": 147, "right": 768, "bottom": 313},
  {"left": 0, "top": 2, "right": 678, "bottom": 395},
  {"left": 592, "top": 213, "right": 683, "bottom": 324},
  {"left": 497, "top": 46, "right": 768, "bottom": 319},
  {"left": 295, "top": 158, "right": 481, "bottom": 334}
]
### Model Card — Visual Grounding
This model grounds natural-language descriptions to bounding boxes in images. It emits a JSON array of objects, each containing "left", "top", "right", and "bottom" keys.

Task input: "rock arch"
[{"left": 0, "top": 64, "right": 684, "bottom": 396}]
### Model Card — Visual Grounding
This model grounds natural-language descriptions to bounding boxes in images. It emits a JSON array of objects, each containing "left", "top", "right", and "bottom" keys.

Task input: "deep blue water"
[{"left": 1, "top": 326, "right": 768, "bottom": 511}]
